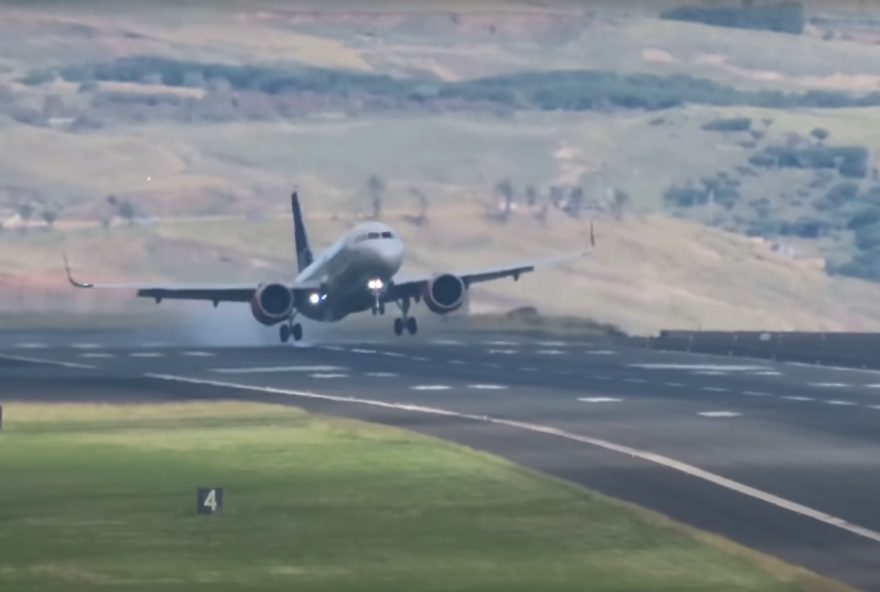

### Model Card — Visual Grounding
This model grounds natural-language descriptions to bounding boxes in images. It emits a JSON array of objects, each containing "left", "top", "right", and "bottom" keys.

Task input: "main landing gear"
[
  {"left": 279, "top": 313, "right": 303, "bottom": 343},
  {"left": 393, "top": 298, "right": 417, "bottom": 336}
]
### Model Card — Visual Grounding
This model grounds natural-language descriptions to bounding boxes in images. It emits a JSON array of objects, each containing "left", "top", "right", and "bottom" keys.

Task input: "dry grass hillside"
[{"left": 4, "top": 2, "right": 880, "bottom": 333}]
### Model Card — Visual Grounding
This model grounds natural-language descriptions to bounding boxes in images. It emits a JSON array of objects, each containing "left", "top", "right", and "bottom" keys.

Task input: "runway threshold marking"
[
  {"left": 145, "top": 373, "right": 880, "bottom": 547},
  {"left": 0, "top": 353, "right": 95, "bottom": 370}
]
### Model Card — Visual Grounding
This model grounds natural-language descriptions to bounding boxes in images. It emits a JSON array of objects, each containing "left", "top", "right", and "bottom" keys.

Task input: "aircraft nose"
[{"left": 369, "top": 238, "right": 403, "bottom": 271}]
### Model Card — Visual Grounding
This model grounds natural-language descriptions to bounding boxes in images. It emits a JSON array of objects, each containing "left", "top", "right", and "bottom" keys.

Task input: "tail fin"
[{"left": 291, "top": 191, "right": 313, "bottom": 272}]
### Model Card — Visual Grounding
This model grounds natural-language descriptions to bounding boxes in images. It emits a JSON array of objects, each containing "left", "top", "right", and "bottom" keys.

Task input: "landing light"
[
  {"left": 308, "top": 292, "right": 321, "bottom": 305},
  {"left": 367, "top": 278, "right": 384, "bottom": 291}
]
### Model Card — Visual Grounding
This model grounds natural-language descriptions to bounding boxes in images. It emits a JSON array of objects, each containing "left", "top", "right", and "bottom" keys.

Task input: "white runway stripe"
[
  {"left": 488, "top": 349, "right": 518, "bottom": 355},
  {"left": 351, "top": 348, "right": 377, "bottom": 354},
  {"left": 15, "top": 343, "right": 47, "bottom": 349},
  {"left": 585, "top": 350, "right": 616, "bottom": 355},
  {"left": 633, "top": 363, "right": 769, "bottom": 372},
  {"left": 182, "top": 351, "right": 215, "bottom": 357},
  {"left": 536, "top": 340, "right": 567, "bottom": 347},
  {"left": 698, "top": 411, "right": 741, "bottom": 418},
  {"left": 70, "top": 343, "right": 103, "bottom": 350},
  {"left": 130, "top": 352, "right": 163, "bottom": 358},
  {"left": 79, "top": 353, "right": 114, "bottom": 359},
  {"left": 743, "top": 391, "right": 772, "bottom": 397},
  {"left": 536, "top": 349, "right": 565, "bottom": 355},
  {"left": 410, "top": 385, "right": 452, "bottom": 391},
  {"left": 485, "top": 340, "right": 519, "bottom": 346},
  {"left": 578, "top": 397, "right": 623, "bottom": 403},
  {"left": 623, "top": 378, "right": 646, "bottom": 384},
  {"left": 431, "top": 339, "right": 464, "bottom": 346},
  {"left": 311, "top": 373, "right": 348, "bottom": 379},
  {"left": 825, "top": 400, "right": 857, "bottom": 406},
  {"left": 701, "top": 387, "right": 730, "bottom": 393},
  {"left": 214, "top": 365, "right": 346, "bottom": 374},
  {"left": 665, "top": 382, "right": 684, "bottom": 387},
  {"left": 811, "top": 382, "right": 850, "bottom": 388},
  {"left": 468, "top": 384, "right": 508, "bottom": 390},
  {"left": 147, "top": 373, "right": 880, "bottom": 547},
  {"left": 365, "top": 372, "right": 399, "bottom": 378},
  {"left": 0, "top": 353, "right": 94, "bottom": 370},
  {"left": 783, "top": 396, "right": 814, "bottom": 402}
]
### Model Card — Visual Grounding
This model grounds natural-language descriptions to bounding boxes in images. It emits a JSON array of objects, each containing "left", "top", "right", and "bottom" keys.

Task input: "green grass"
[{"left": 0, "top": 402, "right": 847, "bottom": 592}]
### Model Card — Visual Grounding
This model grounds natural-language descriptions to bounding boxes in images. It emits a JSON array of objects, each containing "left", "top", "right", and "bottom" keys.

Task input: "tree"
[
  {"left": 403, "top": 187, "right": 429, "bottom": 226},
  {"left": 41, "top": 207, "right": 58, "bottom": 230},
  {"left": 117, "top": 200, "right": 136, "bottom": 226},
  {"left": 366, "top": 174, "right": 385, "bottom": 220},
  {"left": 494, "top": 178, "right": 514, "bottom": 221},
  {"left": 525, "top": 184, "right": 538, "bottom": 207},
  {"left": 565, "top": 187, "right": 584, "bottom": 218},
  {"left": 17, "top": 202, "right": 33, "bottom": 232},
  {"left": 810, "top": 127, "right": 830, "bottom": 143}
]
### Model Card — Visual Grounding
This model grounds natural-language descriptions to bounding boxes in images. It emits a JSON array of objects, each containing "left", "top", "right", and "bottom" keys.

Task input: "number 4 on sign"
[
  {"left": 197, "top": 487, "right": 223, "bottom": 515},
  {"left": 204, "top": 489, "right": 218, "bottom": 511}
]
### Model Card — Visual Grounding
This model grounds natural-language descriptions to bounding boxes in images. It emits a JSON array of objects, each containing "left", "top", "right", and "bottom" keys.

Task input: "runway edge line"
[{"left": 145, "top": 372, "right": 880, "bottom": 546}]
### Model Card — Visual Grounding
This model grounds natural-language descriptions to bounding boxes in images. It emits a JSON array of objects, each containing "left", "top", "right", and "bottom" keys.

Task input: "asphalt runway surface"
[{"left": 3, "top": 326, "right": 880, "bottom": 590}]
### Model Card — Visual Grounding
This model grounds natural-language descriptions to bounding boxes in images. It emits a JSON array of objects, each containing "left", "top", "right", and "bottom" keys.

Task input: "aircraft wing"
[
  {"left": 63, "top": 255, "right": 319, "bottom": 304},
  {"left": 386, "top": 247, "right": 591, "bottom": 301}
]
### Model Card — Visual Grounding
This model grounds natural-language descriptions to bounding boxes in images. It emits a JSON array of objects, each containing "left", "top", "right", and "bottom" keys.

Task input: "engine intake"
[
  {"left": 423, "top": 274, "right": 466, "bottom": 315},
  {"left": 250, "top": 283, "right": 294, "bottom": 326}
]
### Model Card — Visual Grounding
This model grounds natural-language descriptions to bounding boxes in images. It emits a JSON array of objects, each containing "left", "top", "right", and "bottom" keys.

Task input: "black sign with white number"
[{"left": 196, "top": 487, "right": 223, "bottom": 515}]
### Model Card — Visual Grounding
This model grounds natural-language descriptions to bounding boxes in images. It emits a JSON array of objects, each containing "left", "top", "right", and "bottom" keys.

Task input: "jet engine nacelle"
[
  {"left": 423, "top": 273, "right": 467, "bottom": 315},
  {"left": 250, "top": 283, "right": 294, "bottom": 326}
]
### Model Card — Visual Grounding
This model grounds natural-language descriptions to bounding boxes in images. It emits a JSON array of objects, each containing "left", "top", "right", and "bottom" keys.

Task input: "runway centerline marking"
[
  {"left": 15, "top": 343, "right": 48, "bottom": 349},
  {"left": 182, "top": 351, "right": 215, "bottom": 357},
  {"left": 351, "top": 348, "right": 377, "bottom": 354},
  {"left": 410, "top": 385, "right": 452, "bottom": 391},
  {"left": 70, "top": 343, "right": 103, "bottom": 350},
  {"left": 698, "top": 411, "right": 741, "bottom": 418},
  {"left": 468, "top": 384, "right": 508, "bottom": 390},
  {"left": 488, "top": 349, "right": 518, "bottom": 355},
  {"left": 0, "top": 353, "right": 95, "bottom": 370},
  {"left": 145, "top": 373, "right": 880, "bottom": 546},
  {"left": 578, "top": 397, "right": 623, "bottom": 403},
  {"left": 311, "top": 373, "right": 348, "bottom": 379},
  {"left": 702, "top": 387, "right": 730, "bottom": 393},
  {"left": 536, "top": 349, "right": 565, "bottom": 355},
  {"left": 810, "top": 382, "right": 850, "bottom": 388},
  {"left": 743, "top": 391, "right": 772, "bottom": 397},
  {"left": 366, "top": 372, "right": 399, "bottom": 378},
  {"left": 693, "top": 371, "right": 727, "bottom": 376},
  {"left": 80, "top": 353, "right": 114, "bottom": 359},
  {"left": 213, "top": 365, "right": 346, "bottom": 374},
  {"left": 825, "top": 400, "right": 857, "bottom": 406},
  {"left": 585, "top": 350, "right": 616, "bottom": 355},
  {"left": 783, "top": 396, "right": 814, "bottom": 402},
  {"left": 130, "top": 352, "right": 163, "bottom": 358}
]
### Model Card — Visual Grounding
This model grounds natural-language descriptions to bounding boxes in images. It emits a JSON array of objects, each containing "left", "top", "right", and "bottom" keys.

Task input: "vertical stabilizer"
[{"left": 291, "top": 191, "right": 313, "bottom": 272}]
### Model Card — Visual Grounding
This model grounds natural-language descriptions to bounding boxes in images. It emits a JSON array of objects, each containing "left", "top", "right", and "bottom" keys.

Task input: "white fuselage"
[{"left": 294, "top": 221, "right": 404, "bottom": 321}]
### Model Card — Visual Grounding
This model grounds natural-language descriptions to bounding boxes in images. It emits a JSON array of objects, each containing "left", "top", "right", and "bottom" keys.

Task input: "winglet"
[{"left": 63, "top": 253, "right": 93, "bottom": 288}]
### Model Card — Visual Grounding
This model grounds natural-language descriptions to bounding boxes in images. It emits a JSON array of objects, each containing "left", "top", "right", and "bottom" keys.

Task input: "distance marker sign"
[{"left": 197, "top": 487, "right": 223, "bottom": 515}]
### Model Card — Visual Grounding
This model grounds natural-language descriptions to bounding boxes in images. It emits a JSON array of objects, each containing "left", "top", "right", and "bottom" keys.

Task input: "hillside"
[{"left": 4, "top": 2, "right": 880, "bottom": 333}]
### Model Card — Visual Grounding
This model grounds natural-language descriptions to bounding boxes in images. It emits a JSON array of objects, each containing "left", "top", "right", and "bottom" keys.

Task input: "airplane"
[{"left": 65, "top": 191, "right": 594, "bottom": 343}]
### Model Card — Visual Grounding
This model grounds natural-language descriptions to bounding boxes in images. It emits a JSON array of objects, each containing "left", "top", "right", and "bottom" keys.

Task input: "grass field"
[{"left": 0, "top": 402, "right": 847, "bottom": 592}]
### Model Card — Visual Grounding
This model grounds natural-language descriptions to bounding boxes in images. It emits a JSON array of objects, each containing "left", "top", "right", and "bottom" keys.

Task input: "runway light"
[{"left": 308, "top": 292, "right": 321, "bottom": 305}]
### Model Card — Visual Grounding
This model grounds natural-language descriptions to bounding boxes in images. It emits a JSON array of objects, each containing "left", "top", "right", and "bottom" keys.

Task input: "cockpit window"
[
  {"left": 367, "top": 232, "right": 381, "bottom": 239},
  {"left": 381, "top": 231, "right": 393, "bottom": 239}
]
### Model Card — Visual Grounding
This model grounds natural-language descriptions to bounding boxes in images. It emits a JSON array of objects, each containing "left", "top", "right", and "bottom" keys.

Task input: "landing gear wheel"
[
  {"left": 292, "top": 323, "right": 303, "bottom": 342},
  {"left": 393, "top": 317, "right": 404, "bottom": 336},
  {"left": 406, "top": 317, "right": 418, "bottom": 336},
  {"left": 279, "top": 324, "right": 291, "bottom": 343}
]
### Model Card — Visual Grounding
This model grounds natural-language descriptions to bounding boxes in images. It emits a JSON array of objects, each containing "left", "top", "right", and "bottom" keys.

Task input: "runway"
[{"left": 3, "top": 327, "right": 880, "bottom": 590}]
